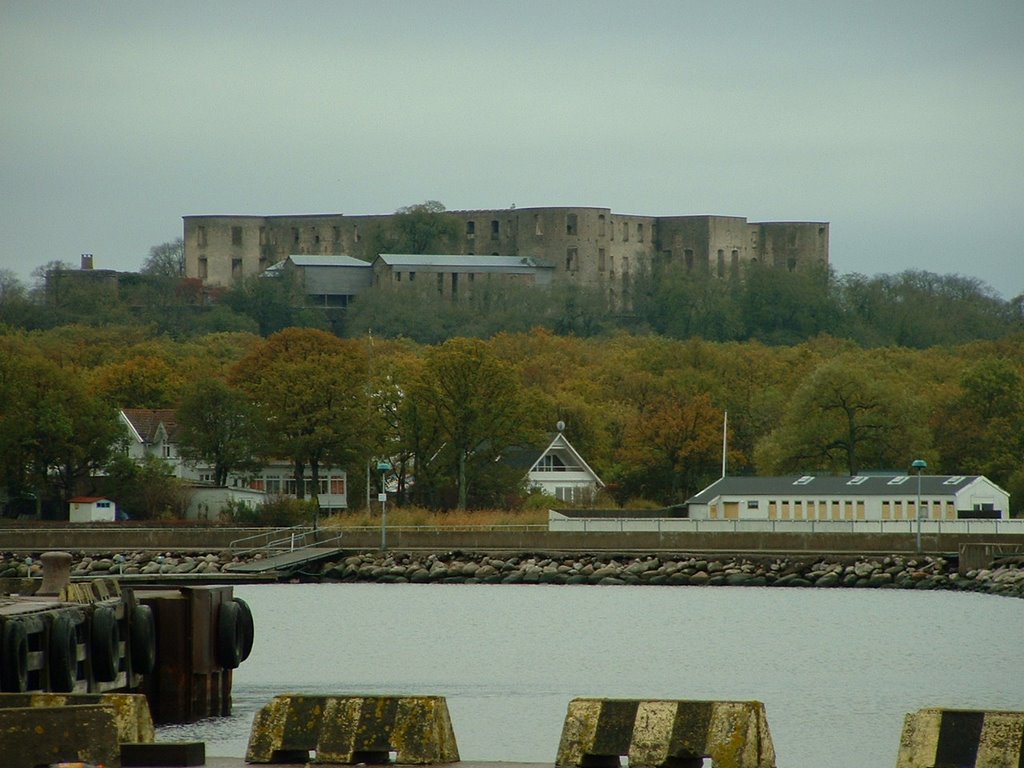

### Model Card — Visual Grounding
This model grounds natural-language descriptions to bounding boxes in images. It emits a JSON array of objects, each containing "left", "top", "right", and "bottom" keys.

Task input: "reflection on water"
[{"left": 159, "top": 583, "right": 1024, "bottom": 768}]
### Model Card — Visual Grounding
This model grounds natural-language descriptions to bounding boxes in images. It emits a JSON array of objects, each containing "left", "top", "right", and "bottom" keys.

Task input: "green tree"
[
  {"left": 374, "top": 200, "right": 460, "bottom": 254},
  {"left": 176, "top": 377, "right": 263, "bottom": 486},
  {"left": 408, "top": 338, "right": 536, "bottom": 509},
  {"left": 756, "top": 354, "right": 929, "bottom": 475}
]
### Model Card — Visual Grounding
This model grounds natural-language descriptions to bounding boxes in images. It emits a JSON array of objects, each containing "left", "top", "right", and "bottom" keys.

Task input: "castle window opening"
[
  {"left": 231, "top": 258, "right": 243, "bottom": 278},
  {"left": 333, "top": 226, "right": 341, "bottom": 243},
  {"left": 491, "top": 220, "right": 500, "bottom": 240},
  {"left": 535, "top": 214, "right": 542, "bottom": 236},
  {"left": 259, "top": 227, "right": 268, "bottom": 246},
  {"left": 598, "top": 214, "right": 606, "bottom": 236},
  {"left": 599, "top": 249, "right": 606, "bottom": 272},
  {"left": 731, "top": 250, "right": 739, "bottom": 274},
  {"left": 353, "top": 225, "right": 360, "bottom": 242},
  {"left": 437, "top": 273, "right": 444, "bottom": 294},
  {"left": 637, "top": 222, "right": 644, "bottom": 242},
  {"left": 452, "top": 272, "right": 459, "bottom": 298},
  {"left": 685, "top": 249, "right": 694, "bottom": 271},
  {"left": 292, "top": 227, "right": 300, "bottom": 245},
  {"left": 313, "top": 228, "right": 320, "bottom": 244},
  {"left": 395, "top": 272, "right": 402, "bottom": 282},
  {"left": 623, "top": 222, "right": 629, "bottom": 241},
  {"left": 717, "top": 249, "right": 725, "bottom": 278},
  {"left": 566, "top": 247, "right": 577, "bottom": 272},
  {"left": 198, "top": 257, "right": 208, "bottom": 280},
  {"left": 197, "top": 226, "right": 207, "bottom": 246},
  {"left": 409, "top": 272, "right": 416, "bottom": 281},
  {"left": 466, "top": 221, "right": 475, "bottom": 237},
  {"left": 787, "top": 257, "right": 797, "bottom": 271},
  {"left": 566, "top": 214, "right": 578, "bottom": 236}
]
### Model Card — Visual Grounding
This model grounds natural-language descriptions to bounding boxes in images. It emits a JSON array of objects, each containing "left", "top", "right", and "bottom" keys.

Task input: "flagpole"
[{"left": 721, "top": 410, "right": 728, "bottom": 478}]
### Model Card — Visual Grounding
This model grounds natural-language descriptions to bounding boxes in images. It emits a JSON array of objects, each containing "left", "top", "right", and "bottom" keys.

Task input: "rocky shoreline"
[{"left": 3, "top": 550, "right": 1022, "bottom": 599}]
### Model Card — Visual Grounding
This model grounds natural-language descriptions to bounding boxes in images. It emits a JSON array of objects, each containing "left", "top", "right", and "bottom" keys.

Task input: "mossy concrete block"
[
  {"left": 0, "top": 692, "right": 155, "bottom": 744},
  {"left": 0, "top": 703, "right": 120, "bottom": 768},
  {"left": 896, "top": 708, "right": 1024, "bottom": 768},
  {"left": 556, "top": 698, "right": 776, "bottom": 768},
  {"left": 246, "top": 694, "right": 460, "bottom": 764}
]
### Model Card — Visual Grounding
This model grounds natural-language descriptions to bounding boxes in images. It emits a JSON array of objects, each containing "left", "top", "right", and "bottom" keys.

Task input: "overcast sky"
[{"left": 2, "top": 1, "right": 1022, "bottom": 297}]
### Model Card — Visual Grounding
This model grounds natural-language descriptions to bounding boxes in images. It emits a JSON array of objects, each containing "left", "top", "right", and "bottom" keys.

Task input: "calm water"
[{"left": 159, "top": 583, "right": 1024, "bottom": 768}]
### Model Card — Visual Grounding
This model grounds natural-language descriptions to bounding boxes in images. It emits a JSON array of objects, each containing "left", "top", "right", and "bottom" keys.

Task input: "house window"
[
  {"left": 265, "top": 478, "right": 281, "bottom": 494},
  {"left": 232, "top": 226, "right": 243, "bottom": 246},
  {"left": 566, "top": 214, "right": 578, "bottom": 236},
  {"left": 491, "top": 220, "right": 499, "bottom": 240},
  {"left": 747, "top": 500, "right": 759, "bottom": 509},
  {"left": 330, "top": 478, "right": 346, "bottom": 495},
  {"left": 162, "top": 445, "right": 173, "bottom": 459},
  {"left": 249, "top": 479, "right": 265, "bottom": 491},
  {"left": 97, "top": 501, "right": 111, "bottom": 508},
  {"left": 536, "top": 454, "right": 566, "bottom": 471}
]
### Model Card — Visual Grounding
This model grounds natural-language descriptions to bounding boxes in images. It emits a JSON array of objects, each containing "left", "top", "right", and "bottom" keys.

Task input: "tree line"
[{"left": 1, "top": 324, "right": 1022, "bottom": 518}]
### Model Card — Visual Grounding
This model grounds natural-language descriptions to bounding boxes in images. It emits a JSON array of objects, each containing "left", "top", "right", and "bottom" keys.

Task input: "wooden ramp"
[{"left": 226, "top": 548, "right": 343, "bottom": 574}]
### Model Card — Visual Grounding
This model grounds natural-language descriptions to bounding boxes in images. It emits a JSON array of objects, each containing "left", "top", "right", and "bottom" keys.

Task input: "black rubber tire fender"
[
  {"left": 48, "top": 614, "right": 78, "bottom": 692},
  {"left": 233, "top": 596, "right": 254, "bottom": 662},
  {"left": 90, "top": 605, "right": 120, "bottom": 682},
  {"left": 1, "top": 619, "right": 29, "bottom": 692},
  {"left": 129, "top": 604, "right": 157, "bottom": 676},
  {"left": 216, "top": 599, "right": 243, "bottom": 670}
]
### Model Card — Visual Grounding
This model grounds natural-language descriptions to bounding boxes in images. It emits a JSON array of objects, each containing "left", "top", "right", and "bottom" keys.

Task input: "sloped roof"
[
  {"left": 265, "top": 255, "right": 371, "bottom": 272},
  {"left": 376, "top": 254, "right": 553, "bottom": 270},
  {"left": 686, "top": 474, "right": 996, "bottom": 504},
  {"left": 501, "top": 432, "right": 604, "bottom": 486},
  {"left": 120, "top": 408, "right": 180, "bottom": 444}
]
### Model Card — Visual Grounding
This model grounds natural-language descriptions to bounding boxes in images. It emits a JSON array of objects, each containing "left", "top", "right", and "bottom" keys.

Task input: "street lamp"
[
  {"left": 377, "top": 461, "right": 392, "bottom": 550},
  {"left": 912, "top": 459, "right": 928, "bottom": 553}
]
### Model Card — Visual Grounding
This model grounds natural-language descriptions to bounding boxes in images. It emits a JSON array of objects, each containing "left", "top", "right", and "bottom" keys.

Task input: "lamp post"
[
  {"left": 377, "top": 461, "right": 392, "bottom": 550},
  {"left": 912, "top": 459, "right": 927, "bottom": 553}
]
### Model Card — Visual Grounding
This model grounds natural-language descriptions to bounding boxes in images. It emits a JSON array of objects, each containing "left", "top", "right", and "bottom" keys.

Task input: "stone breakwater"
[{"left": 1, "top": 551, "right": 1022, "bottom": 598}]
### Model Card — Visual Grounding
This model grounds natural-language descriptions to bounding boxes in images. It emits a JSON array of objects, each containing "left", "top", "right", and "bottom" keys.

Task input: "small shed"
[{"left": 68, "top": 496, "right": 116, "bottom": 522}]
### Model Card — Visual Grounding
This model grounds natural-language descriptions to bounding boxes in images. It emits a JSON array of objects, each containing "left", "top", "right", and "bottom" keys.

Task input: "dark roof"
[
  {"left": 121, "top": 408, "right": 180, "bottom": 443},
  {"left": 686, "top": 474, "right": 993, "bottom": 504}
]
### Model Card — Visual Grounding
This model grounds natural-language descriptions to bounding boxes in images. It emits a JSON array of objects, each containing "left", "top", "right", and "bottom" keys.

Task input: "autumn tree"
[
  {"left": 231, "top": 329, "right": 372, "bottom": 518},
  {"left": 176, "top": 377, "right": 264, "bottom": 486},
  {"left": 614, "top": 391, "right": 725, "bottom": 504}
]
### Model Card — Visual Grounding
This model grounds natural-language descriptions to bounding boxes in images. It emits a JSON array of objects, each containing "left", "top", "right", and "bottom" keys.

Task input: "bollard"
[
  {"left": 38, "top": 551, "right": 73, "bottom": 595},
  {"left": 556, "top": 698, "right": 776, "bottom": 768},
  {"left": 896, "top": 708, "right": 1024, "bottom": 768},
  {"left": 0, "top": 692, "right": 155, "bottom": 743},
  {"left": 246, "top": 694, "right": 460, "bottom": 764},
  {"left": 0, "top": 703, "right": 120, "bottom": 768}
]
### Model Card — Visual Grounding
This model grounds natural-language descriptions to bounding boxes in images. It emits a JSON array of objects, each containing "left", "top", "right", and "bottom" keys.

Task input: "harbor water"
[{"left": 159, "top": 583, "right": 1024, "bottom": 768}]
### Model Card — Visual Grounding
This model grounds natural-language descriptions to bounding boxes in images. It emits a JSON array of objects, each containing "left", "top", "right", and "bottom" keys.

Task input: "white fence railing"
[{"left": 547, "top": 517, "right": 1024, "bottom": 535}]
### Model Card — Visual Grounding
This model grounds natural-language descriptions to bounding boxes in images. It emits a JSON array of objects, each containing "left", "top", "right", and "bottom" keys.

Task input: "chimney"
[{"left": 81, "top": 253, "right": 94, "bottom": 270}]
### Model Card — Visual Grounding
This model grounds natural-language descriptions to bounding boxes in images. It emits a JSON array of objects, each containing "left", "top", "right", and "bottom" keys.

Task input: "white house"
[
  {"left": 503, "top": 430, "right": 604, "bottom": 504},
  {"left": 118, "top": 408, "right": 348, "bottom": 516},
  {"left": 685, "top": 473, "right": 1010, "bottom": 522},
  {"left": 69, "top": 496, "right": 116, "bottom": 522}
]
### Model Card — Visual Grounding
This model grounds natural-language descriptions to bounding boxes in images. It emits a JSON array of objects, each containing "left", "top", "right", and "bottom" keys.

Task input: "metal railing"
[
  {"left": 547, "top": 517, "right": 1024, "bottom": 535},
  {"left": 229, "top": 525, "right": 346, "bottom": 559}
]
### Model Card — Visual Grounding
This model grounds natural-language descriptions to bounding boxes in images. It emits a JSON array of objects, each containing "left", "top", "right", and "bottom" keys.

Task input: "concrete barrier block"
[
  {"left": 246, "top": 694, "right": 460, "bottom": 764},
  {"left": 0, "top": 703, "right": 120, "bottom": 768},
  {"left": 556, "top": 698, "right": 776, "bottom": 768},
  {"left": 896, "top": 708, "right": 1024, "bottom": 767},
  {"left": 0, "top": 692, "right": 155, "bottom": 743}
]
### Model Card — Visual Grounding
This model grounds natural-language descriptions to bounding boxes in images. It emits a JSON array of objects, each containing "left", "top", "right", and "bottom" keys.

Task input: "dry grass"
[{"left": 321, "top": 506, "right": 548, "bottom": 528}]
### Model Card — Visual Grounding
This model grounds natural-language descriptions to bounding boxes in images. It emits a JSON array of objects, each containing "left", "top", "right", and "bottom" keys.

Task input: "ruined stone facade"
[{"left": 183, "top": 207, "right": 829, "bottom": 305}]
